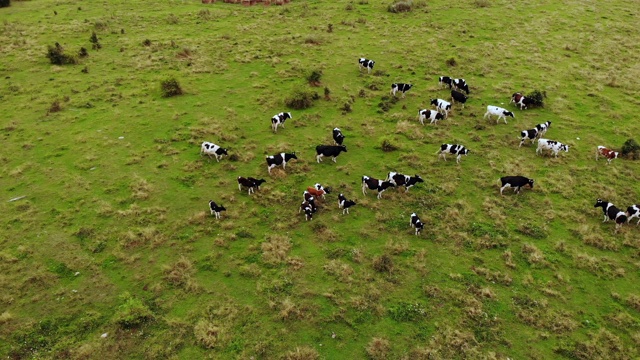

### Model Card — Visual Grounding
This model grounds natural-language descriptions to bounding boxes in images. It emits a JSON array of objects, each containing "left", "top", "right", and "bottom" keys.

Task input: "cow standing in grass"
[
  {"left": 484, "top": 106, "right": 515, "bottom": 124},
  {"left": 410, "top": 213, "right": 424, "bottom": 235},
  {"left": 201, "top": 142, "right": 228, "bottom": 162},
  {"left": 594, "top": 199, "right": 627, "bottom": 230},
  {"left": 316, "top": 145, "right": 347, "bottom": 163},
  {"left": 390, "top": 83, "right": 413, "bottom": 98},
  {"left": 333, "top": 128, "right": 345, "bottom": 145},
  {"left": 386, "top": 172, "right": 424, "bottom": 192},
  {"left": 626, "top": 205, "right": 640, "bottom": 225},
  {"left": 362, "top": 175, "right": 395, "bottom": 199},
  {"left": 436, "top": 144, "right": 470, "bottom": 164},
  {"left": 266, "top": 152, "right": 297, "bottom": 174},
  {"left": 359, "top": 58, "right": 375, "bottom": 73},
  {"left": 208, "top": 201, "right": 226, "bottom": 219},
  {"left": 271, "top": 112, "right": 292, "bottom": 133},
  {"left": 499, "top": 176, "right": 534, "bottom": 195},
  {"left": 417, "top": 109, "right": 445, "bottom": 125},
  {"left": 595, "top": 146, "right": 619, "bottom": 165}
]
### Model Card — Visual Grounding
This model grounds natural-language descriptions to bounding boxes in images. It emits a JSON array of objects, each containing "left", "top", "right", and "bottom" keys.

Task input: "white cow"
[
  {"left": 536, "top": 138, "right": 569, "bottom": 157},
  {"left": 483, "top": 106, "right": 515, "bottom": 124}
]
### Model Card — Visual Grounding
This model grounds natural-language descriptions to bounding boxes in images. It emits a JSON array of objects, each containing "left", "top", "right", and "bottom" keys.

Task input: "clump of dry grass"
[
  {"left": 261, "top": 234, "right": 292, "bottom": 265},
  {"left": 384, "top": 240, "right": 409, "bottom": 255},
  {"left": 471, "top": 266, "right": 512, "bottom": 285},
  {"left": 277, "top": 298, "right": 303, "bottom": 321},
  {"left": 323, "top": 260, "right": 354, "bottom": 282},
  {"left": 366, "top": 337, "right": 390, "bottom": 360},
  {"left": 194, "top": 319, "right": 225, "bottom": 349},
  {"left": 282, "top": 346, "right": 319, "bottom": 360},
  {"left": 521, "top": 243, "right": 546, "bottom": 266},
  {"left": 163, "top": 256, "right": 198, "bottom": 291},
  {"left": 372, "top": 254, "right": 394, "bottom": 273}
]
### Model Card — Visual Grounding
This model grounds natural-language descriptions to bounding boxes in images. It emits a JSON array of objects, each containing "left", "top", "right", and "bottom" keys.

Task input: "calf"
[
  {"left": 333, "top": 128, "right": 345, "bottom": 145},
  {"left": 452, "top": 78, "right": 469, "bottom": 95},
  {"left": 208, "top": 200, "right": 226, "bottom": 219},
  {"left": 359, "top": 58, "right": 375, "bottom": 73},
  {"left": 338, "top": 194, "right": 356, "bottom": 214},
  {"left": 536, "top": 139, "right": 569, "bottom": 157},
  {"left": 410, "top": 213, "right": 424, "bottom": 235},
  {"left": 450, "top": 90, "right": 468, "bottom": 108},
  {"left": 436, "top": 144, "right": 470, "bottom": 164},
  {"left": 390, "top": 83, "right": 413, "bottom": 98},
  {"left": 237, "top": 176, "right": 266, "bottom": 195},
  {"left": 535, "top": 121, "right": 552, "bottom": 136},
  {"left": 417, "top": 109, "right": 445, "bottom": 125},
  {"left": 307, "top": 186, "right": 330, "bottom": 199},
  {"left": 266, "top": 152, "right": 297, "bottom": 174},
  {"left": 386, "top": 172, "right": 424, "bottom": 192},
  {"left": 430, "top": 98, "right": 452, "bottom": 118},
  {"left": 484, "top": 106, "right": 515, "bottom": 124},
  {"left": 519, "top": 128, "right": 539, "bottom": 148},
  {"left": 438, "top": 76, "right": 452, "bottom": 89},
  {"left": 362, "top": 175, "right": 395, "bottom": 199},
  {"left": 595, "top": 146, "right": 619, "bottom": 165},
  {"left": 499, "top": 176, "right": 534, "bottom": 195},
  {"left": 316, "top": 145, "right": 347, "bottom": 163},
  {"left": 271, "top": 112, "right": 292, "bottom": 133},
  {"left": 626, "top": 205, "right": 640, "bottom": 225},
  {"left": 200, "top": 142, "right": 228, "bottom": 162},
  {"left": 594, "top": 199, "right": 627, "bottom": 229},
  {"left": 510, "top": 92, "right": 534, "bottom": 110},
  {"left": 300, "top": 201, "right": 314, "bottom": 221}
]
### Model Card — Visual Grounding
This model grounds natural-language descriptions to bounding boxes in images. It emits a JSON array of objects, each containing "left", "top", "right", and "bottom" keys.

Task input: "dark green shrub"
[
  {"left": 524, "top": 90, "right": 546, "bottom": 108},
  {"left": 142, "top": 39, "right": 152, "bottom": 47},
  {"left": 621, "top": 138, "right": 640, "bottom": 159},
  {"left": 377, "top": 95, "right": 399, "bottom": 112},
  {"left": 324, "top": 86, "right": 331, "bottom": 100},
  {"left": 78, "top": 47, "right": 88, "bottom": 57},
  {"left": 306, "top": 69, "right": 322, "bottom": 85},
  {"left": 381, "top": 138, "right": 398, "bottom": 152},
  {"left": 160, "top": 78, "right": 183, "bottom": 97},
  {"left": 48, "top": 100, "right": 62, "bottom": 114},
  {"left": 285, "top": 88, "right": 319, "bottom": 110},
  {"left": 46, "top": 43, "right": 78, "bottom": 65},
  {"left": 0, "top": 0, "right": 10, "bottom": 8},
  {"left": 90, "top": 32, "right": 101, "bottom": 50}
]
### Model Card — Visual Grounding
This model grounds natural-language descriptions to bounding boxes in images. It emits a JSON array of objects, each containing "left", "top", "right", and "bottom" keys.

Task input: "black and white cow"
[
  {"left": 338, "top": 194, "right": 356, "bottom": 214},
  {"left": 386, "top": 172, "right": 424, "bottom": 192},
  {"left": 271, "top": 112, "right": 292, "bottom": 133},
  {"left": 208, "top": 200, "right": 226, "bottom": 219},
  {"left": 438, "top": 76, "right": 452, "bottom": 89},
  {"left": 417, "top": 109, "right": 445, "bottom": 125},
  {"left": 484, "top": 106, "right": 515, "bottom": 124},
  {"left": 237, "top": 176, "right": 267, "bottom": 195},
  {"left": 333, "top": 128, "right": 345, "bottom": 145},
  {"left": 266, "top": 152, "right": 297, "bottom": 174},
  {"left": 536, "top": 139, "right": 569, "bottom": 157},
  {"left": 358, "top": 58, "right": 375, "bottom": 73},
  {"left": 452, "top": 78, "right": 469, "bottom": 95},
  {"left": 362, "top": 175, "right": 395, "bottom": 199},
  {"left": 201, "top": 142, "right": 228, "bottom": 162},
  {"left": 410, "top": 213, "right": 424, "bottom": 235},
  {"left": 510, "top": 92, "right": 534, "bottom": 110},
  {"left": 300, "top": 201, "right": 314, "bottom": 221},
  {"left": 535, "top": 121, "right": 551, "bottom": 136},
  {"left": 519, "top": 128, "right": 539, "bottom": 148},
  {"left": 430, "top": 98, "right": 452, "bottom": 118},
  {"left": 436, "top": 144, "right": 470, "bottom": 164},
  {"left": 626, "top": 205, "right": 640, "bottom": 225},
  {"left": 316, "top": 145, "right": 347, "bottom": 163},
  {"left": 390, "top": 83, "right": 413, "bottom": 98},
  {"left": 451, "top": 90, "right": 468, "bottom": 108},
  {"left": 594, "top": 199, "right": 627, "bottom": 229},
  {"left": 499, "top": 176, "right": 534, "bottom": 195}
]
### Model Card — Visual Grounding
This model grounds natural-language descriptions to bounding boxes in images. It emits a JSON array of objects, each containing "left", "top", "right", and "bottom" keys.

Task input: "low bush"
[
  {"left": 621, "top": 138, "right": 640, "bottom": 159},
  {"left": 306, "top": 69, "right": 322, "bottom": 85},
  {"left": 380, "top": 137, "right": 399, "bottom": 152},
  {"left": 90, "top": 32, "right": 101, "bottom": 50},
  {"left": 388, "top": 0, "right": 412, "bottom": 13},
  {"left": 160, "top": 78, "right": 183, "bottom": 97},
  {"left": 285, "top": 88, "right": 319, "bottom": 110},
  {"left": 373, "top": 254, "right": 394, "bottom": 273},
  {"left": 46, "top": 43, "right": 78, "bottom": 65},
  {"left": 524, "top": 90, "right": 546, "bottom": 108},
  {"left": 78, "top": 47, "right": 88, "bottom": 57},
  {"left": 113, "top": 292, "right": 154, "bottom": 328}
]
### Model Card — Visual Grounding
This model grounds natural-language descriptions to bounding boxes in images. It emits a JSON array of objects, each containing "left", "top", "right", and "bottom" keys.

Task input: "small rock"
[
  {"left": 72, "top": 290, "right": 78, "bottom": 293},
  {"left": 89, "top": 167, "right": 96, "bottom": 171},
  {"left": 101, "top": 333, "right": 108, "bottom": 338},
  {"left": 576, "top": 137, "right": 580, "bottom": 140},
  {"left": 118, "top": 136, "right": 124, "bottom": 140},
  {"left": 331, "top": 332, "right": 336, "bottom": 339},
  {"left": 74, "top": 272, "right": 80, "bottom": 276}
]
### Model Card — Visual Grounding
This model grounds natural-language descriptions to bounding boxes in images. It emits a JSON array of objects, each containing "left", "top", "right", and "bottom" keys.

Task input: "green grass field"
[{"left": 1, "top": 0, "right": 640, "bottom": 358}]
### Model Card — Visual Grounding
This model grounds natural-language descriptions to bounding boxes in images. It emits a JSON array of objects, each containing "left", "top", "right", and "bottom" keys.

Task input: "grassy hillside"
[{"left": 1, "top": 0, "right": 640, "bottom": 358}]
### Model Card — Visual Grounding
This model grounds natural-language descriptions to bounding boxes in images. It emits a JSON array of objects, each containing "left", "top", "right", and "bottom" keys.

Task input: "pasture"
[{"left": 1, "top": 0, "right": 640, "bottom": 358}]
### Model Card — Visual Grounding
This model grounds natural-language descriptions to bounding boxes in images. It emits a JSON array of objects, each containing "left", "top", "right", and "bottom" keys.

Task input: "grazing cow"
[
  {"left": 303, "top": 191, "right": 315, "bottom": 203},
  {"left": 484, "top": 106, "right": 515, "bottom": 124},
  {"left": 510, "top": 92, "right": 534, "bottom": 110},
  {"left": 338, "top": 194, "right": 356, "bottom": 214},
  {"left": 316, "top": 145, "right": 347, "bottom": 163},
  {"left": 536, "top": 138, "right": 569, "bottom": 157},
  {"left": 266, "top": 152, "right": 297, "bottom": 174},
  {"left": 535, "top": 121, "right": 552, "bottom": 136},
  {"left": 390, "top": 83, "right": 413, "bottom": 98},
  {"left": 200, "top": 142, "right": 228, "bottom": 162},
  {"left": 386, "top": 172, "right": 424, "bottom": 192},
  {"left": 436, "top": 144, "right": 470, "bottom": 164},
  {"left": 237, "top": 177, "right": 266, "bottom": 195},
  {"left": 410, "top": 213, "right": 424, "bottom": 235},
  {"left": 595, "top": 146, "right": 619, "bottom": 165},
  {"left": 499, "top": 176, "right": 534, "bottom": 195},
  {"left": 359, "top": 58, "right": 375, "bottom": 73},
  {"left": 438, "top": 76, "right": 453, "bottom": 89},
  {"left": 271, "top": 112, "right": 292, "bottom": 133},
  {"left": 300, "top": 201, "right": 314, "bottom": 221},
  {"left": 594, "top": 199, "right": 627, "bottom": 229},
  {"left": 626, "top": 205, "right": 640, "bottom": 225},
  {"left": 452, "top": 78, "right": 470, "bottom": 95},
  {"left": 451, "top": 90, "right": 468, "bottom": 108},
  {"left": 307, "top": 186, "right": 330, "bottom": 199},
  {"left": 519, "top": 128, "right": 539, "bottom": 148},
  {"left": 333, "top": 128, "right": 345, "bottom": 145},
  {"left": 430, "top": 98, "right": 452, "bottom": 118},
  {"left": 417, "top": 109, "right": 445, "bottom": 125},
  {"left": 208, "top": 200, "right": 226, "bottom": 219},
  {"left": 362, "top": 175, "right": 395, "bottom": 199}
]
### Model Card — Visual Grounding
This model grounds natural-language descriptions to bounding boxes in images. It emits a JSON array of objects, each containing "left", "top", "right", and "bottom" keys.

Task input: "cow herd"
[{"left": 200, "top": 57, "right": 637, "bottom": 234}]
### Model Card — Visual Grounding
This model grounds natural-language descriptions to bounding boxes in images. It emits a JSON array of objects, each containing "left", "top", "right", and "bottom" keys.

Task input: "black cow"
[
  {"left": 390, "top": 83, "right": 413, "bottom": 98},
  {"left": 333, "top": 128, "right": 345, "bottom": 145},
  {"left": 362, "top": 176, "right": 395, "bottom": 199},
  {"left": 359, "top": 58, "right": 375, "bottom": 73},
  {"left": 499, "top": 176, "right": 534, "bottom": 195},
  {"left": 386, "top": 172, "right": 424, "bottom": 192},
  {"left": 626, "top": 205, "right": 640, "bottom": 225},
  {"left": 438, "top": 76, "right": 452, "bottom": 89},
  {"left": 594, "top": 199, "right": 627, "bottom": 229},
  {"left": 451, "top": 90, "right": 468, "bottom": 108},
  {"left": 208, "top": 200, "right": 226, "bottom": 219},
  {"left": 316, "top": 145, "right": 347, "bottom": 163},
  {"left": 452, "top": 78, "right": 469, "bottom": 95},
  {"left": 436, "top": 144, "right": 470, "bottom": 164},
  {"left": 237, "top": 177, "right": 266, "bottom": 194},
  {"left": 410, "top": 213, "right": 424, "bottom": 235},
  {"left": 266, "top": 152, "right": 297, "bottom": 174},
  {"left": 519, "top": 128, "right": 539, "bottom": 148},
  {"left": 271, "top": 112, "right": 292, "bottom": 133},
  {"left": 200, "top": 142, "right": 228, "bottom": 162}
]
